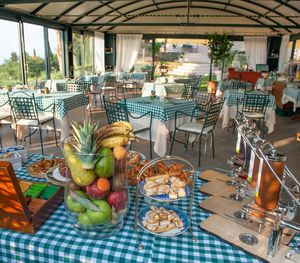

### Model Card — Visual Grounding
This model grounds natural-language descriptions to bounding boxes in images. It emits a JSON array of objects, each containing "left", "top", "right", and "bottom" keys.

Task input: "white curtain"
[
  {"left": 244, "top": 36, "right": 268, "bottom": 70},
  {"left": 94, "top": 32, "right": 105, "bottom": 74},
  {"left": 278, "top": 35, "right": 290, "bottom": 72},
  {"left": 116, "top": 34, "right": 142, "bottom": 72}
]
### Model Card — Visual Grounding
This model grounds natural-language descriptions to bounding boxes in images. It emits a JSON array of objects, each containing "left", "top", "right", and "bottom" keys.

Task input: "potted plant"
[{"left": 206, "top": 33, "right": 233, "bottom": 84}]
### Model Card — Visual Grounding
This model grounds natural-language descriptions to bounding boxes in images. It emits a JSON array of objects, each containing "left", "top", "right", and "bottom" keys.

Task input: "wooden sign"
[{"left": 0, "top": 161, "right": 64, "bottom": 234}]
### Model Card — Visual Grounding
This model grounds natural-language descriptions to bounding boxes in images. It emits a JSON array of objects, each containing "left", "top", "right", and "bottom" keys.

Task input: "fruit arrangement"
[{"left": 63, "top": 121, "right": 134, "bottom": 227}]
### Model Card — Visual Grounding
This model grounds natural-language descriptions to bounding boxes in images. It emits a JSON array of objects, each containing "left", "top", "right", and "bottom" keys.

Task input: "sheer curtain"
[
  {"left": 94, "top": 32, "right": 105, "bottom": 74},
  {"left": 278, "top": 35, "right": 290, "bottom": 72},
  {"left": 116, "top": 34, "right": 142, "bottom": 72},
  {"left": 244, "top": 36, "right": 267, "bottom": 70}
]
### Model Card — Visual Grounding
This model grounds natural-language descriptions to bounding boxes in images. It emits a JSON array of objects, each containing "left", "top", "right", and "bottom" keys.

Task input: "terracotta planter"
[{"left": 207, "top": 81, "right": 218, "bottom": 94}]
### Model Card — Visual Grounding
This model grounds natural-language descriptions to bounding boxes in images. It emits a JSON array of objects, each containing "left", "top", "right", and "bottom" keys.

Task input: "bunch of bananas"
[{"left": 98, "top": 121, "right": 135, "bottom": 148}]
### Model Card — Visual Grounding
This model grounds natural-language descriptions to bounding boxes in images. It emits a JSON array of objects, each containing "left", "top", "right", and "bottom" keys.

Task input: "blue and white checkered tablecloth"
[
  {"left": 0, "top": 91, "right": 88, "bottom": 120},
  {"left": 224, "top": 90, "right": 276, "bottom": 109},
  {"left": 1, "top": 154, "right": 299, "bottom": 263},
  {"left": 125, "top": 97, "right": 195, "bottom": 123}
]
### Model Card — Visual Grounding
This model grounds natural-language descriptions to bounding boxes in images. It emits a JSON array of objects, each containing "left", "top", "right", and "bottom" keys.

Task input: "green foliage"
[
  {"left": 206, "top": 33, "right": 233, "bottom": 67},
  {"left": 0, "top": 52, "right": 22, "bottom": 86}
]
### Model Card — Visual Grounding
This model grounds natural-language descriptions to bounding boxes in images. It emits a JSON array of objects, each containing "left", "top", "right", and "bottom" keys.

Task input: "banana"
[
  {"left": 99, "top": 135, "right": 129, "bottom": 148},
  {"left": 98, "top": 125, "right": 130, "bottom": 140},
  {"left": 111, "top": 121, "right": 133, "bottom": 131}
]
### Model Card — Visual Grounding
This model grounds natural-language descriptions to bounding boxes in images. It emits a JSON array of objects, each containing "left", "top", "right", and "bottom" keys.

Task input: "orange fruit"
[{"left": 97, "top": 178, "right": 110, "bottom": 191}]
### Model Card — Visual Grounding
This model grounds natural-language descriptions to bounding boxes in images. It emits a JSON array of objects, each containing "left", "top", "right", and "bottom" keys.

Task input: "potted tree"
[{"left": 206, "top": 33, "right": 233, "bottom": 93}]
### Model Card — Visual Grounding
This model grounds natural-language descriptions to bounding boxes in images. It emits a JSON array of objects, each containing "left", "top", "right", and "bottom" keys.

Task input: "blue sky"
[{"left": 0, "top": 19, "right": 57, "bottom": 63}]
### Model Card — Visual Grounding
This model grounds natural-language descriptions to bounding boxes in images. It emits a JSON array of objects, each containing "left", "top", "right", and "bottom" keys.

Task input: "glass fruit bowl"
[{"left": 63, "top": 138, "right": 129, "bottom": 239}]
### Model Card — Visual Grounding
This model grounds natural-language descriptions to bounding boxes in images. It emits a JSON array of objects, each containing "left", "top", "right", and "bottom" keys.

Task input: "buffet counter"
[{"left": 0, "top": 154, "right": 286, "bottom": 263}]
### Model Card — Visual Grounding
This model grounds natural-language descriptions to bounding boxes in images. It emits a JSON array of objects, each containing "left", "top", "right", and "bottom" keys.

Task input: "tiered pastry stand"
[{"left": 132, "top": 155, "right": 197, "bottom": 249}]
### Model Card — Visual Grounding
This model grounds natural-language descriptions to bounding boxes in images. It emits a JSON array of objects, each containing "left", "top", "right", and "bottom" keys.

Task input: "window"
[
  {"left": 24, "top": 23, "right": 46, "bottom": 87},
  {"left": 84, "top": 34, "right": 93, "bottom": 75},
  {"left": 72, "top": 33, "right": 84, "bottom": 77},
  {"left": 134, "top": 39, "right": 152, "bottom": 75},
  {"left": 48, "top": 28, "right": 64, "bottom": 79},
  {"left": 293, "top": 40, "right": 300, "bottom": 61},
  {"left": 0, "top": 19, "right": 22, "bottom": 87}
]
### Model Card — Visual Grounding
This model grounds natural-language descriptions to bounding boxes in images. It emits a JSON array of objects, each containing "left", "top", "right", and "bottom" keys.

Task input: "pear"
[{"left": 63, "top": 143, "right": 96, "bottom": 186}]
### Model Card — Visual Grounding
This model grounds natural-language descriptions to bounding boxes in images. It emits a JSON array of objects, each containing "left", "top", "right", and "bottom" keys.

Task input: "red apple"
[
  {"left": 106, "top": 190, "right": 128, "bottom": 211},
  {"left": 86, "top": 179, "right": 110, "bottom": 199}
]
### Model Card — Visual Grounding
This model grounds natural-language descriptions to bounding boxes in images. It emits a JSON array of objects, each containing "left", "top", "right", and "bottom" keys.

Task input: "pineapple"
[{"left": 70, "top": 120, "right": 101, "bottom": 169}]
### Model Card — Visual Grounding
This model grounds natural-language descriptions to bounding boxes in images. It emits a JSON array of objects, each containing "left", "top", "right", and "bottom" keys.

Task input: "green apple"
[
  {"left": 94, "top": 147, "right": 115, "bottom": 178},
  {"left": 78, "top": 212, "right": 94, "bottom": 226},
  {"left": 66, "top": 190, "right": 87, "bottom": 213},
  {"left": 86, "top": 199, "right": 112, "bottom": 224}
]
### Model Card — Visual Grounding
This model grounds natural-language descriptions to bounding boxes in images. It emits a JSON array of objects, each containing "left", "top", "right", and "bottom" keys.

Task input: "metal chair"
[
  {"left": 103, "top": 95, "right": 153, "bottom": 158},
  {"left": 170, "top": 98, "right": 224, "bottom": 167},
  {"left": 0, "top": 100, "right": 13, "bottom": 148},
  {"left": 7, "top": 91, "right": 58, "bottom": 155},
  {"left": 194, "top": 91, "right": 212, "bottom": 120},
  {"left": 236, "top": 92, "right": 270, "bottom": 134},
  {"left": 181, "top": 84, "right": 196, "bottom": 100}
]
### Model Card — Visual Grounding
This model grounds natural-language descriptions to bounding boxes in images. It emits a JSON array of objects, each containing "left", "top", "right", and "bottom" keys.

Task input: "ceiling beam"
[
  {"left": 187, "top": 0, "right": 191, "bottom": 24},
  {"left": 73, "top": 22, "right": 298, "bottom": 29},
  {"left": 94, "top": 0, "right": 286, "bottom": 33},
  {"left": 274, "top": 0, "right": 300, "bottom": 15},
  {"left": 53, "top": 2, "right": 83, "bottom": 21},
  {"left": 0, "top": 0, "right": 90, "bottom": 3},
  {"left": 30, "top": 3, "right": 48, "bottom": 15},
  {"left": 99, "top": 1, "right": 125, "bottom": 17}
]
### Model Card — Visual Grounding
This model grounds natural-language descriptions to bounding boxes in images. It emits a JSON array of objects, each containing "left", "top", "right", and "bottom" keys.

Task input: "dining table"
[
  {"left": 0, "top": 91, "right": 89, "bottom": 142},
  {"left": 281, "top": 85, "right": 300, "bottom": 112},
  {"left": 2, "top": 153, "right": 299, "bottom": 262},
  {"left": 125, "top": 96, "right": 195, "bottom": 156},
  {"left": 221, "top": 90, "right": 276, "bottom": 133}
]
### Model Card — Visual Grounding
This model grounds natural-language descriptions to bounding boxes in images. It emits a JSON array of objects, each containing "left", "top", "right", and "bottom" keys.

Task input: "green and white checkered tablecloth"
[
  {"left": 218, "top": 80, "right": 252, "bottom": 92},
  {"left": 1, "top": 154, "right": 299, "bottom": 263},
  {"left": 224, "top": 90, "right": 276, "bottom": 108},
  {"left": 0, "top": 91, "right": 88, "bottom": 120},
  {"left": 125, "top": 97, "right": 195, "bottom": 123}
]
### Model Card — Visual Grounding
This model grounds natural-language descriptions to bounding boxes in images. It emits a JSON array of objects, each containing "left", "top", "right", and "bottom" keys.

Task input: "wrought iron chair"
[
  {"left": 235, "top": 92, "right": 270, "bottom": 134},
  {"left": 194, "top": 91, "right": 212, "bottom": 120},
  {"left": 103, "top": 95, "right": 153, "bottom": 158},
  {"left": 170, "top": 98, "right": 224, "bottom": 167},
  {"left": 7, "top": 91, "right": 58, "bottom": 155},
  {"left": 0, "top": 100, "right": 13, "bottom": 148},
  {"left": 181, "top": 83, "right": 196, "bottom": 100}
]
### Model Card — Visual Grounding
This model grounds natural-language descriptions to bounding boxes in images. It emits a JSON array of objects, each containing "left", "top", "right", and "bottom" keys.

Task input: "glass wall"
[
  {"left": 24, "top": 23, "right": 46, "bottom": 87},
  {"left": 0, "top": 19, "right": 22, "bottom": 87},
  {"left": 134, "top": 39, "right": 152, "bottom": 76},
  {"left": 293, "top": 40, "right": 300, "bottom": 61},
  {"left": 48, "top": 28, "right": 64, "bottom": 79},
  {"left": 84, "top": 34, "right": 94, "bottom": 75},
  {"left": 72, "top": 33, "right": 84, "bottom": 77}
]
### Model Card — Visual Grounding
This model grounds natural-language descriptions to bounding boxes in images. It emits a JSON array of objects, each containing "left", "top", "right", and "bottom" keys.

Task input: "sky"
[{"left": 0, "top": 19, "right": 57, "bottom": 64}]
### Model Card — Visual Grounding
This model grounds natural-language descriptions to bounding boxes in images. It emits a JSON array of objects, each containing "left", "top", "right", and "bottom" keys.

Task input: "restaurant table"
[
  {"left": 3, "top": 153, "right": 299, "bottom": 262},
  {"left": 125, "top": 97, "right": 195, "bottom": 156},
  {"left": 0, "top": 91, "right": 89, "bottom": 142},
  {"left": 281, "top": 85, "right": 300, "bottom": 112},
  {"left": 216, "top": 80, "right": 252, "bottom": 97},
  {"left": 141, "top": 82, "right": 167, "bottom": 97},
  {"left": 45, "top": 79, "right": 66, "bottom": 92},
  {"left": 221, "top": 90, "right": 276, "bottom": 133},
  {"left": 255, "top": 78, "right": 274, "bottom": 92}
]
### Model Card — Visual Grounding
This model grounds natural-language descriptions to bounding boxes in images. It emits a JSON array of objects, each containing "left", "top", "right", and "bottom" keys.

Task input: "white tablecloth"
[
  {"left": 45, "top": 79, "right": 66, "bottom": 92},
  {"left": 255, "top": 78, "right": 274, "bottom": 92},
  {"left": 281, "top": 85, "right": 300, "bottom": 112},
  {"left": 142, "top": 82, "right": 166, "bottom": 97},
  {"left": 221, "top": 105, "right": 276, "bottom": 134},
  {"left": 129, "top": 114, "right": 190, "bottom": 157}
]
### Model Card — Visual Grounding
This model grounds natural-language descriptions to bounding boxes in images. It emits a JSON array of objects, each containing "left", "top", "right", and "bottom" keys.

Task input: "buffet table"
[
  {"left": 281, "top": 85, "right": 300, "bottom": 112},
  {"left": 0, "top": 153, "right": 286, "bottom": 263},
  {"left": 125, "top": 97, "right": 195, "bottom": 156},
  {"left": 0, "top": 91, "right": 89, "bottom": 142},
  {"left": 221, "top": 90, "right": 276, "bottom": 133}
]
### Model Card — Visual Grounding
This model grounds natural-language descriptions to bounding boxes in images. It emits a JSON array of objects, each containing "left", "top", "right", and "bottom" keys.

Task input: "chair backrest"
[
  {"left": 242, "top": 93, "right": 269, "bottom": 113},
  {"left": 202, "top": 98, "right": 224, "bottom": 131},
  {"left": 103, "top": 95, "right": 129, "bottom": 124},
  {"left": 181, "top": 84, "right": 194, "bottom": 99},
  {"left": 195, "top": 91, "right": 211, "bottom": 110},
  {"left": 8, "top": 92, "right": 39, "bottom": 121}
]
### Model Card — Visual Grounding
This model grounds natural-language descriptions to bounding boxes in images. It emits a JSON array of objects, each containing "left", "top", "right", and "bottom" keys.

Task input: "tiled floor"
[{"left": 1, "top": 110, "right": 299, "bottom": 180}]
